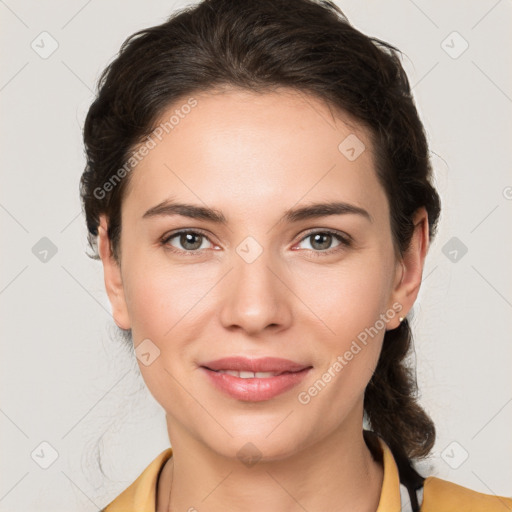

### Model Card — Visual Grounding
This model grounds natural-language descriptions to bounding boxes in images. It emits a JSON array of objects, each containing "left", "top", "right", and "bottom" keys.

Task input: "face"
[{"left": 98, "top": 87, "right": 427, "bottom": 462}]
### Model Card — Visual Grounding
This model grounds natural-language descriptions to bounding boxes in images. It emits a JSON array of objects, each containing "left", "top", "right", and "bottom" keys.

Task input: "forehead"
[{"left": 122, "top": 87, "right": 388, "bottom": 224}]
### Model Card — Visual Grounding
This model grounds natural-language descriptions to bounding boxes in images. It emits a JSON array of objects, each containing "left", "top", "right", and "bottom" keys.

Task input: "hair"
[{"left": 80, "top": 0, "right": 441, "bottom": 471}]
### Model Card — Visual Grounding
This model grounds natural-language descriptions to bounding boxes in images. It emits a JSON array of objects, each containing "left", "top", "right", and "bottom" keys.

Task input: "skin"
[{"left": 97, "top": 86, "right": 429, "bottom": 512}]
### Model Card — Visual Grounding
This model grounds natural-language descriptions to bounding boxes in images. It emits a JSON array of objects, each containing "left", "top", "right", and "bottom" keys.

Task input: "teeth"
[{"left": 216, "top": 370, "right": 279, "bottom": 378}]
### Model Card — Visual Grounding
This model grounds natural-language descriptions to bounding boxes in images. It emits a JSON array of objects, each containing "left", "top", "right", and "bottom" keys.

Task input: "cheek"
[
  {"left": 291, "top": 254, "right": 393, "bottom": 337},
  {"left": 293, "top": 263, "right": 389, "bottom": 420},
  {"left": 290, "top": 254, "right": 392, "bottom": 402},
  {"left": 122, "top": 255, "right": 213, "bottom": 340},
  {"left": 124, "top": 277, "right": 170, "bottom": 339}
]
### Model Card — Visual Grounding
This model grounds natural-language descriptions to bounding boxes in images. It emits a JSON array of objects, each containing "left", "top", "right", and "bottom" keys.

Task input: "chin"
[{"left": 200, "top": 418, "right": 311, "bottom": 463}]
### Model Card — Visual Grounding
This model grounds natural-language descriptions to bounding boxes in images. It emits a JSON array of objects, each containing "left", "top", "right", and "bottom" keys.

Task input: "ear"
[
  {"left": 97, "top": 215, "right": 131, "bottom": 330},
  {"left": 387, "top": 207, "right": 430, "bottom": 330}
]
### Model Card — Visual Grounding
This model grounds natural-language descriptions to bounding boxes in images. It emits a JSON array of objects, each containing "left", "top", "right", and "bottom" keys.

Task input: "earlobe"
[{"left": 97, "top": 215, "right": 131, "bottom": 330}]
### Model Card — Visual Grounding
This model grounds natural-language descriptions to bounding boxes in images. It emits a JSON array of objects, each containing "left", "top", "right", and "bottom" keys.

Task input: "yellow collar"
[
  {"left": 102, "top": 436, "right": 512, "bottom": 511},
  {"left": 103, "top": 436, "right": 402, "bottom": 511}
]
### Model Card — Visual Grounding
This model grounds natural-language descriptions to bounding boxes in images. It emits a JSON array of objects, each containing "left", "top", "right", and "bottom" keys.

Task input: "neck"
[{"left": 157, "top": 417, "right": 384, "bottom": 512}]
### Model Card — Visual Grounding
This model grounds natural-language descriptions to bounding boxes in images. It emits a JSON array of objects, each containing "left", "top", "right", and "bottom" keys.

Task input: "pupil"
[
  {"left": 312, "top": 233, "right": 331, "bottom": 250},
  {"left": 182, "top": 233, "right": 202, "bottom": 250}
]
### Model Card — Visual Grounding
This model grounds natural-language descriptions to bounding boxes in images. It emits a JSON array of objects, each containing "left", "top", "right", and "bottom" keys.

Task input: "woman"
[{"left": 80, "top": 0, "right": 511, "bottom": 510}]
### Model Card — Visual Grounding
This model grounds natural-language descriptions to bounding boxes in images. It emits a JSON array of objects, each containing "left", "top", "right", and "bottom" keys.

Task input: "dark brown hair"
[{"left": 80, "top": 0, "right": 441, "bottom": 468}]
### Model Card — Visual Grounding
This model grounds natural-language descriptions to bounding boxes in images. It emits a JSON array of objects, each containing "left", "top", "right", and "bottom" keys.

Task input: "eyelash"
[{"left": 160, "top": 228, "right": 352, "bottom": 257}]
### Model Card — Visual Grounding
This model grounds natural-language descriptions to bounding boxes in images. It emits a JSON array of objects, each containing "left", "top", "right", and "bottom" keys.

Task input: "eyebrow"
[{"left": 142, "top": 199, "right": 373, "bottom": 224}]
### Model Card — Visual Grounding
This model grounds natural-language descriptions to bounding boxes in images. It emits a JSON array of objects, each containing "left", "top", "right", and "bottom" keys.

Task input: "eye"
[
  {"left": 294, "top": 229, "right": 352, "bottom": 256},
  {"left": 160, "top": 228, "right": 352, "bottom": 257},
  {"left": 161, "top": 230, "right": 215, "bottom": 254}
]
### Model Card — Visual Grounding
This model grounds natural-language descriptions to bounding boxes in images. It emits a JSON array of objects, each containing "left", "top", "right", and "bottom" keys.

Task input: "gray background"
[{"left": 1, "top": 0, "right": 511, "bottom": 509}]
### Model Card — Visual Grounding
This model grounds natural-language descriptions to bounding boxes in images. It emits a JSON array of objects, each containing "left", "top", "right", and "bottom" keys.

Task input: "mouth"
[{"left": 199, "top": 357, "right": 312, "bottom": 401}]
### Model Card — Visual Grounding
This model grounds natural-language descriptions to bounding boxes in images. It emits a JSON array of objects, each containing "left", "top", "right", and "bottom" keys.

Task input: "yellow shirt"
[{"left": 102, "top": 437, "right": 511, "bottom": 511}]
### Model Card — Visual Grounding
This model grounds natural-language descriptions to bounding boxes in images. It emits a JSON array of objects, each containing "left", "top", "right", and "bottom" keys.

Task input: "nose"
[{"left": 218, "top": 249, "right": 293, "bottom": 336}]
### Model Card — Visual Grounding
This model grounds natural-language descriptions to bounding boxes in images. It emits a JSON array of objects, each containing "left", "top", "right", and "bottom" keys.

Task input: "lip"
[{"left": 200, "top": 357, "right": 312, "bottom": 402}]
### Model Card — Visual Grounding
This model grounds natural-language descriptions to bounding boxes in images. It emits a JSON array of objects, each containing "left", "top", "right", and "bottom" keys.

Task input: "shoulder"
[{"left": 421, "top": 476, "right": 512, "bottom": 511}]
